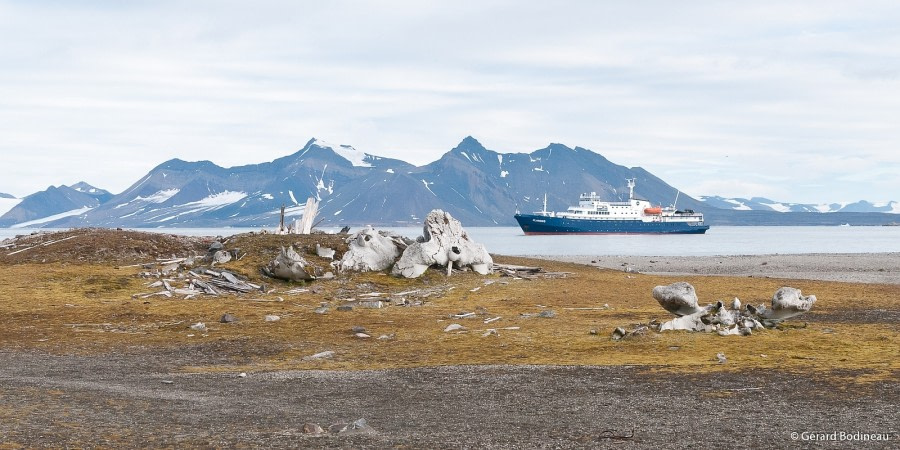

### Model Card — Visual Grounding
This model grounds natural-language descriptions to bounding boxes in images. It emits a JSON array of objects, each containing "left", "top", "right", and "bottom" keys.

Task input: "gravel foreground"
[
  {"left": 531, "top": 253, "right": 900, "bottom": 285},
  {"left": 1, "top": 349, "right": 897, "bottom": 448}
]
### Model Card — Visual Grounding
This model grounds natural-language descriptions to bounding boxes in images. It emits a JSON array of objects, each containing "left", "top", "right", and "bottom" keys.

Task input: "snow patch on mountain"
[
  {"left": 11, "top": 206, "right": 93, "bottom": 228},
  {"left": 313, "top": 139, "right": 372, "bottom": 167},
  {"left": 135, "top": 189, "right": 180, "bottom": 204},
  {"left": 422, "top": 180, "right": 436, "bottom": 196},
  {"left": 760, "top": 202, "right": 791, "bottom": 213},
  {"left": 179, "top": 191, "right": 247, "bottom": 209},
  {"left": 723, "top": 199, "right": 752, "bottom": 210}
]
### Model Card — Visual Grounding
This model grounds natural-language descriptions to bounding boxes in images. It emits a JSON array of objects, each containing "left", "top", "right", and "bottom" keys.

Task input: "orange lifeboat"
[{"left": 644, "top": 207, "right": 662, "bottom": 215}]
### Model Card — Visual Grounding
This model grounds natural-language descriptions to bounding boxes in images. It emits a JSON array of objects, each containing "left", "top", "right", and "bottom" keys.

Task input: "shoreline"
[{"left": 524, "top": 252, "right": 900, "bottom": 285}]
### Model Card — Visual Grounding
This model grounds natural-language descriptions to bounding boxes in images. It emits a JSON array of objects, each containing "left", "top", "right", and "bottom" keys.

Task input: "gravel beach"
[{"left": 530, "top": 253, "right": 900, "bottom": 285}]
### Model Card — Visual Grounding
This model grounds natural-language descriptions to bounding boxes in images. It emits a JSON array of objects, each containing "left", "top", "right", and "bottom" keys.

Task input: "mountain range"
[{"left": 1, "top": 137, "right": 897, "bottom": 228}]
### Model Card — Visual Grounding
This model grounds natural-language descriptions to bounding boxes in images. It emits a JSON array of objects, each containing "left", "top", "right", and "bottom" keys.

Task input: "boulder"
[
  {"left": 339, "top": 227, "right": 410, "bottom": 272},
  {"left": 652, "top": 282, "right": 702, "bottom": 317},
  {"left": 264, "top": 246, "right": 315, "bottom": 281},
  {"left": 392, "top": 210, "right": 493, "bottom": 278}
]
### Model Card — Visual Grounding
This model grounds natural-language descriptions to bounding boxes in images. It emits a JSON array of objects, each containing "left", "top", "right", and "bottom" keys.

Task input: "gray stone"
[
  {"left": 301, "top": 423, "right": 325, "bottom": 435},
  {"left": 351, "top": 326, "right": 366, "bottom": 333},
  {"left": 220, "top": 313, "right": 237, "bottom": 323},
  {"left": 314, "top": 306, "right": 329, "bottom": 314},
  {"left": 264, "top": 314, "right": 280, "bottom": 322},
  {"left": 302, "top": 350, "right": 335, "bottom": 361},
  {"left": 211, "top": 250, "right": 232, "bottom": 264},
  {"left": 336, "top": 305, "right": 353, "bottom": 312},
  {"left": 537, "top": 310, "right": 556, "bottom": 318}
]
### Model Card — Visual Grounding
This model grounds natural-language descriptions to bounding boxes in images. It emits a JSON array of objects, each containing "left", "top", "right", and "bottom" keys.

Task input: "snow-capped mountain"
[
  {"left": 6, "top": 137, "right": 702, "bottom": 228},
  {"left": 699, "top": 196, "right": 900, "bottom": 214},
  {"left": 4, "top": 137, "right": 898, "bottom": 228},
  {"left": 0, "top": 183, "right": 111, "bottom": 228}
]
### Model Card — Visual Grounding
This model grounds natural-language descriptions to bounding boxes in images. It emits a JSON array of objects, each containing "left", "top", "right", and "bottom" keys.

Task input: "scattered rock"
[
  {"left": 351, "top": 326, "right": 366, "bottom": 333},
  {"left": 314, "top": 306, "right": 329, "bottom": 314},
  {"left": 264, "top": 314, "right": 281, "bottom": 322},
  {"left": 220, "top": 313, "right": 238, "bottom": 323},
  {"left": 377, "top": 334, "right": 395, "bottom": 340},
  {"left": 303, "top": 350, "right": 335, "bottom": 361},
  {"left": 589, "top": 329, "right": 598, "bottom": 335},
  {"left": 211, "top": 250, "right": 232, "bottom": 265},
  {"left": 444, "top": 323, "right": 466, "bottom": 332},
  {"left": 716, "top": 353, "right": 727, "bottom": 364},
  {"left": 354, "top": 332, "right": 371, "bottom": 339},
  {"left": 482, "top": 328, "right": 499, "bottom": 337},
  {"left": 537, "top": 310, "right": 556, "bottom": 319},
  {"left": 336, "top": 305, "right": 353, "bottom": 312},
  {"left": 238, "top": 372, "right": 247, "bottom": 378},
  {"left": 189, "top": 322, "right": 207, "bottom": 332},
  {"left": 302, "top": 423, "right": 325, "bottom": 436},
  {"left": 338, "top": 418, "right": 374, "bottom": 434}
]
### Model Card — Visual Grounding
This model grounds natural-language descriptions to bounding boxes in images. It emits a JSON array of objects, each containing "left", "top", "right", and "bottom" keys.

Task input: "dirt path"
[{"left": 1, "top": 349, "right": 897, "bottom": 448}]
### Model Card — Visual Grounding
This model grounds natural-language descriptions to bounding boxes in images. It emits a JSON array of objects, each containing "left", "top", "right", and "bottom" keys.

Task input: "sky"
[{"left": 1, "top": 0, "right": 899, "bottom": 204}]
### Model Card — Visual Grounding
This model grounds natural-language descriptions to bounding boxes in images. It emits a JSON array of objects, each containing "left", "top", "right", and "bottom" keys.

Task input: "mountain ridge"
[{"left": 1, "top": 138, "right": 898, "bottom": 228}]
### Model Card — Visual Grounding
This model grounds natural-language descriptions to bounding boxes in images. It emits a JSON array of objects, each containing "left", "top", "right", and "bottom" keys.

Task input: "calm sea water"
[{"left": 3, "top": 226, "right": 899, "bottom": 256}]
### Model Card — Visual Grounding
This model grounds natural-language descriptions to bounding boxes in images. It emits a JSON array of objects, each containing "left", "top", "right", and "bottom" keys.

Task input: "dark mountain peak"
[
  {"left": 546, "top": 142, "right": 573, "bottom": 151},
  {"left": 452, "top": 136, "right": 487, "bottom": 153},
  {"left": 69, "top": 181, "right": 109, "bottom": 195},
  {"left": 155, "top": 158, "right": 221, "bottom": 172}
]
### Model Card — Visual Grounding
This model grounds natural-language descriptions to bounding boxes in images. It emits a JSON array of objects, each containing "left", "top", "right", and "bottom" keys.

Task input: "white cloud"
[{"left": 1, "top": 1, "right": 899, "bottom": 203}]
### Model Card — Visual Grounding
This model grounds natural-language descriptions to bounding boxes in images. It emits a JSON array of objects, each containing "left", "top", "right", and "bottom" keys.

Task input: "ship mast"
[
  {"left": 542, "top": 193, "right": 548, "bottom": 214},
  {"left": 626, "top": 178, "right": 636, "bottom": 200}
]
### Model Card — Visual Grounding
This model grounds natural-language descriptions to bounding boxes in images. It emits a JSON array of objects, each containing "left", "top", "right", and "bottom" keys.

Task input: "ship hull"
[{"left": 514, "top": 214, "right": 709, "bottom": 235}]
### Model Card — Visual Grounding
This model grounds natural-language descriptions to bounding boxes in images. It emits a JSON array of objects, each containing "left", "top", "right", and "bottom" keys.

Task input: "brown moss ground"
[{"left": 0, "top": 229, "right": 897, "bottom": 384}]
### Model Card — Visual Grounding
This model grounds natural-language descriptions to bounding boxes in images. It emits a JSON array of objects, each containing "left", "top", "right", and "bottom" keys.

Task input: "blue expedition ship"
[{"left": 514, "top": 179, "right": 709, "bottom": 235}]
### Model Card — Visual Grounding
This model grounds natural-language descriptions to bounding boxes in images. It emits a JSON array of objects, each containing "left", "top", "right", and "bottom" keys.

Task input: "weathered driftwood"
[
  {"left": 264, "top": 246, "right": 315, "bottom": 281},
  {"left": 392, "top": 210, "right": 492, "bottom": 278},
  {"left": 339, "top": 228, "right": 410, "bottom": 272}
]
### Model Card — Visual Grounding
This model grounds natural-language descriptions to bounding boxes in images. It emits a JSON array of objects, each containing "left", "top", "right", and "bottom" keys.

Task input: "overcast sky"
[{"left": 2, "top": 1, "right": 899, "bottom": 203}]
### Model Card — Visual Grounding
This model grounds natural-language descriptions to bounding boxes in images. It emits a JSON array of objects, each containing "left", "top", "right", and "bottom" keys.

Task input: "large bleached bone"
[
  {"left": 654, "top": 283, "right": 816, "bottom": 335},
  {"left": 652, "top": 282, "right": 702, "bottom": 317},
  {"left": 750, "top": 287, "right": 817, "bottom": 322},
  {"left": 392, "top": 210, "right": 493, "bottom": 278},
  {"left": 339, "top": 227, "right": 411, "bottom": 272},
  {"left": 264, "top": 246, "right": 315, "bottom": 281}
]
